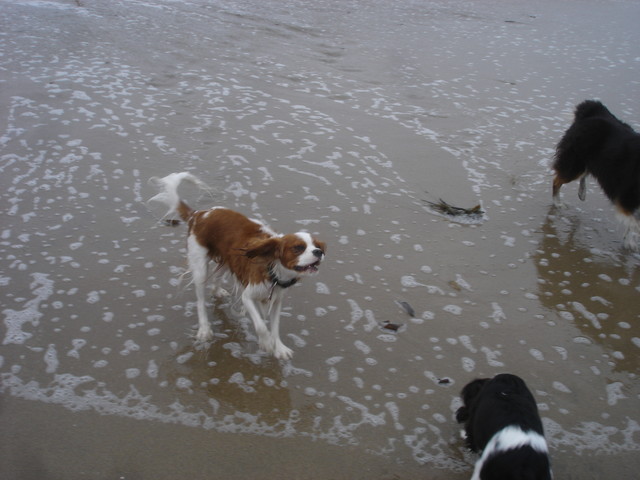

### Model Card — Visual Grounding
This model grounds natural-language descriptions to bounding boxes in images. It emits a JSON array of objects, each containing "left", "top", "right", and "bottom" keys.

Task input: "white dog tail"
[{"left": 147, "top": 172, "right": 211, "bottom": 221}]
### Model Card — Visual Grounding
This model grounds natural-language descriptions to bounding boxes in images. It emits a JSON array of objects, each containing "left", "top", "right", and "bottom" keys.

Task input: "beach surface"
[{"left": 1, "top": 0, "right": 639, "bottom": 478}]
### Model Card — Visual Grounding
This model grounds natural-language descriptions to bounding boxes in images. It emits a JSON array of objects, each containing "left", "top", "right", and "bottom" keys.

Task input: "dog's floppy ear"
[
  {"left": 245, "top": 237, "right": 281, "bottom": 259},
  {"left": 460, "top": 378, "right": 489, "bottom": 406},
  {"left": 455, "top": 406, "right": 470, "bottom": 424}
]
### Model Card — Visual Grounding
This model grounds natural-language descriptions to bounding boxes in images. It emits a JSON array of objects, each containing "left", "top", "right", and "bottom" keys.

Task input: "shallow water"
[{"left": 1, "top": 0, "right": 639, "bottom": 478}]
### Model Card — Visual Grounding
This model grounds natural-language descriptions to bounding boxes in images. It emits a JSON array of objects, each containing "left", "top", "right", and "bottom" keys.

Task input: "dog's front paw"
[
  {"left": 195, "top": 326, "right": 214, "bottom": 342},
  {"left": 273, "top": 341, "right": 294, "bottom": 360}
]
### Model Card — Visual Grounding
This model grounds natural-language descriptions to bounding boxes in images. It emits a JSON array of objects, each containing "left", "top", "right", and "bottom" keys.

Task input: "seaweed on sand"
[{"left": 423, "top": 198, "right": 484, "bottom": 222}]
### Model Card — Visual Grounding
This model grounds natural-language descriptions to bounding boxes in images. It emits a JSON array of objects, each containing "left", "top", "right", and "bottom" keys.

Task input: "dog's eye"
[{"left": 292, "top": 245, "right": 306, "bottom": 253}]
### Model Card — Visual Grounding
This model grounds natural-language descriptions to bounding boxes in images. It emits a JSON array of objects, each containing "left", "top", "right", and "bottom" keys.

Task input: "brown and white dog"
[{"left": 148, "top": 172, "right": 326, "bottom": 359}]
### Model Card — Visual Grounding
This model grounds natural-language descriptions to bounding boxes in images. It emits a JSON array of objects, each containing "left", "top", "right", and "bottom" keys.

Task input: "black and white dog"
[
  {"left": 552, "top": 99, "right": 640, "bottom": 250},
  {"left": 456, "top": 374, "right": 552, "bottom": 480}
]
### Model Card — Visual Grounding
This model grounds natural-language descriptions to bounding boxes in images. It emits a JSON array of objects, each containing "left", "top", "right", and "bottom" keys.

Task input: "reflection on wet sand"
[
  {"left": 163, "top": 335, "right": 293, "bottom": 426},
  {"left": 534, "top": 210, "right": 639, "bottom": 375}
]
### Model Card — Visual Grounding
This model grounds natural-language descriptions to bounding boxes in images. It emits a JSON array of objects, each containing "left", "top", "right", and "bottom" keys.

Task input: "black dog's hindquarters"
[
  {"left": 552, "top": 100, "right": 640, "bottom": 250},
  {"left": 457, "top": 374, "right": 543, "bottom": 451},
  {"left": 456, "top": 374, "right": 553, "bottom": 480}
]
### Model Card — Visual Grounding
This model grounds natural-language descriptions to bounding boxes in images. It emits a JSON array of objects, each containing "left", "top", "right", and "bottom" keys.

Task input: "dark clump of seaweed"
[{"left": 423, "top": 197, "right": 484, "bottom": 222}]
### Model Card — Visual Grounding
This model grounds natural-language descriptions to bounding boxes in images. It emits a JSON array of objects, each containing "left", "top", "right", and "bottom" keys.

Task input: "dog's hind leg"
[
  {"left": 616, "top": 207, "right": 640, "bottom": 251},
  {"left": 552, "top": 160, "right": 587, "bottom": 206},
  {"left": 188, "top": 235, "right": 214, "bottom": 341},
  {"left": 210, "top": 266, "right": 231, "bottom": 300},
  {"left": 552, "top": 174, "right": 569, "bottom": 207}
]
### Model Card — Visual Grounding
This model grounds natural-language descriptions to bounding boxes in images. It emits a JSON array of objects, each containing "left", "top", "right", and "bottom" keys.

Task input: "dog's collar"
[{"left": 268, "top": 266, "right": 298, "bottom": 296}]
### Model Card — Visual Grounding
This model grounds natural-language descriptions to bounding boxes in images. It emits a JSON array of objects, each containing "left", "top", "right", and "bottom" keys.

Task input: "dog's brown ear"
[{"left": 245, "top": 238, "right": 281, "bottom": 259}]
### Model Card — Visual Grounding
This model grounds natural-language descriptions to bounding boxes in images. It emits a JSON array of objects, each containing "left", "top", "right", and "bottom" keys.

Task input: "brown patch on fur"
[{"left": 189, "top": 209, "right": 281, "bottom": 286}]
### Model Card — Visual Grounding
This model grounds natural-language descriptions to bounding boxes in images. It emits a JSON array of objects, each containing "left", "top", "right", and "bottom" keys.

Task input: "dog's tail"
[
  {"left": 573, "top": 99, "right": 609, "bottom": 120},
  {"left": 147, "top": 172, "right": 211, "bottom": 221}
]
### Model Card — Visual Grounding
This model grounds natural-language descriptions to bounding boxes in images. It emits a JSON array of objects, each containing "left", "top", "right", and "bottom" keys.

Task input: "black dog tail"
[
  {"left": 552, "top": 100, "right": 612, "bottom": 185},
  {"left": 573, "top": 99, "right": 609, "bottom": 120}
]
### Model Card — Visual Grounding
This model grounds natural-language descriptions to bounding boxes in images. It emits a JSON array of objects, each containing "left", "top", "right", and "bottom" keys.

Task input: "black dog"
[
  {"left": 552, "top": 99, "right": 640, "bottom": 250},
  {"left": 456, "top": 374, "right": 552, "bottom": 480}
]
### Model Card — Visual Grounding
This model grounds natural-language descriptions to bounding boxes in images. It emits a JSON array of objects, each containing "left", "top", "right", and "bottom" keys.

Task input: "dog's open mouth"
[{"left": 295, "top": 260, "right": 321, "bottom": 273}]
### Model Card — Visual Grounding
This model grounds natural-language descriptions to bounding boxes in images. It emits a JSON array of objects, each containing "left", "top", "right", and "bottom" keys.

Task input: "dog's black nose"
[{"left": 312, "top": 248, "right": 324, "bottom": 258}]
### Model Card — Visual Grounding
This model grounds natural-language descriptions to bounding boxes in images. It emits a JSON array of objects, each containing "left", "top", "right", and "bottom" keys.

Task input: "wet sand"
[{"left": 1, "top": 0, "right": 639, "bottom": 479}]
